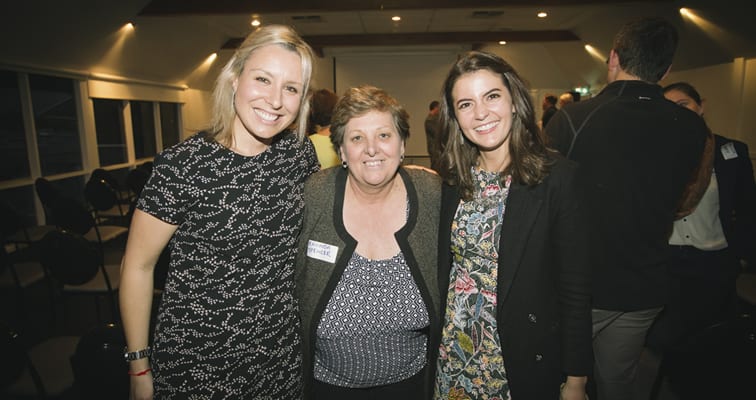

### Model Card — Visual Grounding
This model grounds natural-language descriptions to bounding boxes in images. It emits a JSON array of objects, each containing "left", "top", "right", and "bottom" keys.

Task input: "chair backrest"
[
  {"left": 126, "top": 168, "right": 150, "bottom": 197},
  {"left": 34, "top": 178, "right": 62, "bottom": 225},
  {"left": 50, "top": 197, "right": 95, "bottom": 236},
  {"left": 70, "top": 323, "right": 129, "bottom": 400},
  {"left": 85, "top": 177, "right": 118, "bottom": 212},
  {"left": 38, "top": 230, "right": 100, "bottom": 286},
  {"left": 90, "top": 169, "right": 121, "bottom": 190}
]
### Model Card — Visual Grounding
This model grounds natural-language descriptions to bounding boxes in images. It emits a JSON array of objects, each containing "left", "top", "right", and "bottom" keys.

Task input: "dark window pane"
[
  {"left": 0, "top": 70, "right": 30, "bottom": 181},
  {"left": 93, "top": 98, "right": 127, "bottom": 165},
  {"left": 132, "top": 101, "right": 156, "bottom": 159},
  {"left": 29, "top": 74, "right": 82, "bottom": 175},
  {"left": 160, "top": 102, "right": 180, "bottom": 150}
]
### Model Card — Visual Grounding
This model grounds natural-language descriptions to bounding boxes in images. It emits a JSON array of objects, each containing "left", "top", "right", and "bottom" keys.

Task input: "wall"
[
  {"left": 176, "top": 55, "right": 756, "bottom": 170},
  {"left": 665, "top": 58, "right": 756, "bottom": 163}
]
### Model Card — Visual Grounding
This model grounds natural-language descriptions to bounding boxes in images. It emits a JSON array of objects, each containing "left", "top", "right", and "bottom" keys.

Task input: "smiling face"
[
  {"left": 339, "top": 110, "right": 405, "bottom": 191},
  {"left": 452, "top": 69, "right": 515, "bottom": 166},
  {"left": 232, "top": 44, "right": 303, "bottom": 152},
  {"left": 664, "top": 89, "right": 704, "bottom": 116}
]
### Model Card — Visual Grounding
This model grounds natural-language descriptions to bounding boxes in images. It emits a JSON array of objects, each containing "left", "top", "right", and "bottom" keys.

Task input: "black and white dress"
[{"left": 137, "top": 131, "right": 319, "bottom": 399}]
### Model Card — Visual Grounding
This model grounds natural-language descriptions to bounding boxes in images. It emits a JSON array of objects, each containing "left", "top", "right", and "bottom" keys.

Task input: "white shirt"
[{"left": 669, "top": 171, "right": 728, "bottom": 250}]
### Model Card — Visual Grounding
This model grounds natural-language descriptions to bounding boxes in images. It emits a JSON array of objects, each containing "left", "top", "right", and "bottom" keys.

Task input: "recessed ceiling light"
[
  {"left": 499, "top": 41, "right": 507, "bottom": 45},
  {"left": 537, "top": 12, "right": 548, "bottom": 18},
  {"left": 392, "top": 16, "right": 401, "bottom": 22},
  {"left": 251, "top": 19, "right": 261, "bottom": 27}
]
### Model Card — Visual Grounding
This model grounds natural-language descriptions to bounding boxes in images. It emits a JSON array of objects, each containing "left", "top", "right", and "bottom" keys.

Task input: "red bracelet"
[{"left": 128, "top": 368, "right": 152, "bottom": 376}]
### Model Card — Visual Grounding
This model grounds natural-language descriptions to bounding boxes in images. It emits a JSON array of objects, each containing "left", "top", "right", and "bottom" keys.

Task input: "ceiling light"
[
  {"left": 537, "top": 12, "right": 548, "bottom": 18},
  {"left": 251, "top": 19, "right": 261, "bottom": 27},
  {"left": 124, "top": 22, "right": 135, "bottom": 30},
  {"left": 392, "top": 16, "right": 401, "bottom": 22},
  {"left": 499, "top": 41, "right": 507, "bottom": 45},
  {"left": 679, "top": 8, "right": 691, "bottom": 17}
]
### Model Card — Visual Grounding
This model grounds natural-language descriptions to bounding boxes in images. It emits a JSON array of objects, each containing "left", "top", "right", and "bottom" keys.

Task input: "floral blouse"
[{"left": 435, "top": 168, "right": 513, "bottom": 400}]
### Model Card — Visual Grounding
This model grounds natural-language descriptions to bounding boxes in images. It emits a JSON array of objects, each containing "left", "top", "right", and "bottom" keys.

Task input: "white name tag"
[
  {"left": 721, "top": 142, "right": 738, "bottom": 160},
  {"left": 306, "top": 240, "right": 339, "bottom": 264}
]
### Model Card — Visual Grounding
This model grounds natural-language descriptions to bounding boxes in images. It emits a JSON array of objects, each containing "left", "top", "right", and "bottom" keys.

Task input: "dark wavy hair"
[
  {"left": 662, "top": 81, "right": 702, "bottom": 106},
  {"left": 439, "top": 51, "right": 555, "bottom": 200}
]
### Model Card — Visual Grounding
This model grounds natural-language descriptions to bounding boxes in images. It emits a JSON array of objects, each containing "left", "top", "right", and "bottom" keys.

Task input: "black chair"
[
  {"left": 34, "top": 177, "right": 70, "bottom": 228},
  {"left": 70, "top": 323, "right": 129, "bottom": 400},
  {"left": 1, "top": 321, "right": 79, "bottom": 398},
  {"left": 91, "top": 168, "right": 132, "bottom": 205},
  {"left": 0, "top": 243, "right": 48, "bottom": 321},
  {"left": 125, "top": 165, "right": 151, "bottom": 198},
  {"left": 50, "top": 194, "right": 128, "bottom": 254},
  {"left": 659, "top": 314, "right": 756, "bottom": 399},
  {"left": 38, "top": 230, "right": 121, "bottom": 324},
  {"left": 85, "top": 174, "right": 127, "bottom": 226},
  {"left": 0, "top": 199, "right": 55, "bottom": 249}
]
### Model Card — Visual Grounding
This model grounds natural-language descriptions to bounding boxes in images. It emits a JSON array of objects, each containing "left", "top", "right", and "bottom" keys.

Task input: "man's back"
[{"left": 545, "top": 79, "right": 708, "bottom": 310}]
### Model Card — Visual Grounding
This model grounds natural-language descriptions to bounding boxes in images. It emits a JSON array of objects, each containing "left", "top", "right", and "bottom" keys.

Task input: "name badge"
[
  {"left": 721, "top": 142, "right": 738, "bottom": 160},
  {"left": 306, "top": 240, "right": 339, "bottom": 264}
]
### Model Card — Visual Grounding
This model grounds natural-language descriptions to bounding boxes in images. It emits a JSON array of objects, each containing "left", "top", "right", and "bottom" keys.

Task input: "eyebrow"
[
  {"left": 247, "top": 67, "right": 303, "bottom": 87},
  {"left": 455, "top": 87, "right": 502, "bottom": 107}
]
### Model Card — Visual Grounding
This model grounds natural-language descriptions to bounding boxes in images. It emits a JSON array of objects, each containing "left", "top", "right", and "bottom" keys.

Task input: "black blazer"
[
  {"left": 438, "top": 158, "right": 593, "bottom": 399},
  {"left": 713, "top": 135, "right": 756, "bottom": 264}
]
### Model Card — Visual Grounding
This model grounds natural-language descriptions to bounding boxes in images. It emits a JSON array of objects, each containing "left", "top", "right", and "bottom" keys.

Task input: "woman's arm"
[{"left": 119, "top": 209, "right": 178, "bottom": 400}]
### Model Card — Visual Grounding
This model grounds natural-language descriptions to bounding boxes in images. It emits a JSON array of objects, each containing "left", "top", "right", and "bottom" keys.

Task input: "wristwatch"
[{"left": 123, "top": 346, "right": 151, "bottom": 362}]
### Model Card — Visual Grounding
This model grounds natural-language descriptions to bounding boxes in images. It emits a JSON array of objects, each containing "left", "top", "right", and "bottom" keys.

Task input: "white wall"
[
  {"left": 177, "top": 54, "right": 756, "bottom": 171},
  {"left": 330, "top": 49, "right": 460, "bottom": 157},
  {"left": 665, "top": 58, "right": 756, "bottom": 159}
]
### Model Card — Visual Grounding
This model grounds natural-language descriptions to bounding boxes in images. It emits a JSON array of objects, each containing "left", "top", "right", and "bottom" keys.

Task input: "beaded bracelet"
[{"left": 128, "top": 368, "right": 152, "bottom": 377}]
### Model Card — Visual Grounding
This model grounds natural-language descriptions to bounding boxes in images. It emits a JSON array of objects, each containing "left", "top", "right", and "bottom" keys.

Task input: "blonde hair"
[{"left": 208, "top": 25, "right": 314, "bottom": 146}]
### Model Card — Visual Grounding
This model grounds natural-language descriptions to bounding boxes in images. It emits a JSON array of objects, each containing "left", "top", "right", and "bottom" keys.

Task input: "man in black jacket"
[{"left": 545, "top": 17, "right": 708, "bottom": 400}]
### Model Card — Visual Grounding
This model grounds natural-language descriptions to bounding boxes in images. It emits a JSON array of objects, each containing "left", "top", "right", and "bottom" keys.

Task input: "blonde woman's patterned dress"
[{"left": 137, "top": 132, "right": 319, "bottom": 399}]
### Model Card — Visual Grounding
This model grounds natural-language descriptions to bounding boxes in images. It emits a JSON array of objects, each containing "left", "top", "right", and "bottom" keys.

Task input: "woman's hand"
[
  {"left": 130, "top": 372, "right": 154, "bottom": 400},
  {"left": 560, "top": 376, "right": 588, "bottom": 400}
]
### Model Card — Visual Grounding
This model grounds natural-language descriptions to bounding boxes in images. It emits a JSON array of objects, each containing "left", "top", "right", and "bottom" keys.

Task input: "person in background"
[
  {"left": 646, "top": 81, "right": 756, "bottom": 353},
  {"left": 309, "top": 88, "right": 341, "bottom": 169},
  {"left": 544, "top": 18, "right": 708, "bottom": 400},
  {"left": 425, "top": 100, "right": 444, "bottom": 173},
  {"left": 540, "top": 94, "right": 558, "bottom": 128},
  {"left": 296, "top": 85, "right": 441, "bottom": 399},
  {"left": 119, "top": 25, "right": 318, "bottom": 399},
  {"left": 434, "top": 50, "right": 592, "bottom": 400},
  {"left": 558, "top": 91, "right": 575, "bottom": 108}
]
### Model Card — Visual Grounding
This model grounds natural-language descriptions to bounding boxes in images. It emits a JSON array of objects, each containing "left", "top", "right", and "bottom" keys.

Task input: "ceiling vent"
[
  {"left": 291, "top": 15, "right": 323, "bottom": 23},
  {"left": 471, "top": 11, "right": 505, "bottom": 18}
]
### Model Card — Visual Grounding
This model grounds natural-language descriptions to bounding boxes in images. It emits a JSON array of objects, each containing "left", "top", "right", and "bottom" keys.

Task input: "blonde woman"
[{"left": 120, "top": 25, "right": 318, "bottom": 399}]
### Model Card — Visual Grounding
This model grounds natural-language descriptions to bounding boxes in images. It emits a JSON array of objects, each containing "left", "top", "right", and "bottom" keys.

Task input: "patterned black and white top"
[
  {"left": 137, "top": 131, "right": 318, "bottom": 399},
  {"left": 314, "top": 251, "right": 430, "bottom": 388}
]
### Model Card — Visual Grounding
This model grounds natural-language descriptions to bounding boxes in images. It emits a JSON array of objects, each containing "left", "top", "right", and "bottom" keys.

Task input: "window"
[
  {"left": 29, "top": 74, "right": 82, "bottom": 175},
  {"left": 0, "top": 70, "right": 30, "bottom": 181},
  {"left": 160, "top": 102, "right": 181, "bottom": 149},
  {"left": 93, "top": 98, "right": 127, "bottom": 166},
  {"left": 131, "top": 100, "right": 157, "bottom": 159},
  {"left": 0, "top": 185, "right": 36, "bottom": 227}
]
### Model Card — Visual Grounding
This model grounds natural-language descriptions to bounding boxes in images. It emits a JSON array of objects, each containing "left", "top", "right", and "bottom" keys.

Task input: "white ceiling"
[{"left": 1, "top": 0, "right": 753, "bottom": 91}]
